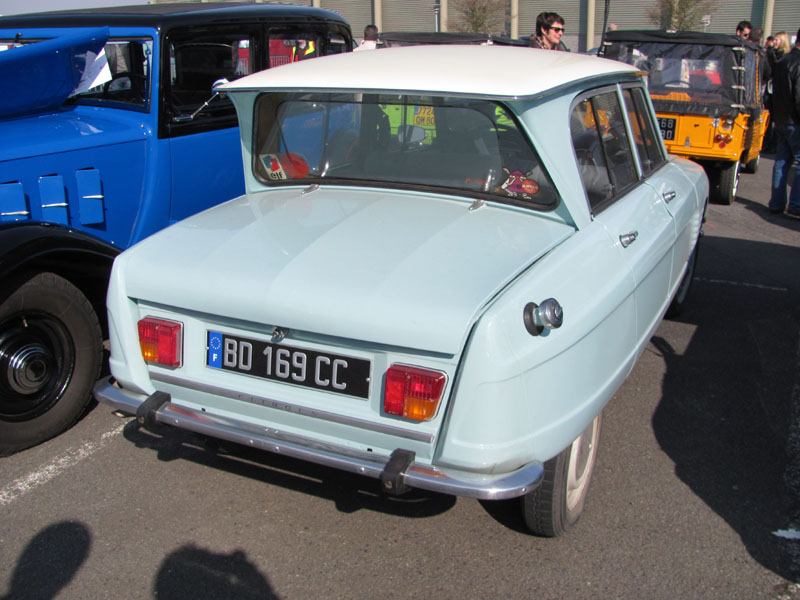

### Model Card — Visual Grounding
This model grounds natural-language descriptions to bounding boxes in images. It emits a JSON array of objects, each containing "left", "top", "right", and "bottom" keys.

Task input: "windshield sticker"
[
  {"left": 500, "top": 169, "right": 539, "bottom": 198},
  {"left": 261, "top": 152, "right": 309, "bottom": 180},
  {"left": 261, "top": 154, "right": 288, "bottom": 180}
]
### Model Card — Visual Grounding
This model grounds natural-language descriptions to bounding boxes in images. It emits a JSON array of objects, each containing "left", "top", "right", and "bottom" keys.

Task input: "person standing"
[
  {"left": 354, "top": 24, "right": 379, "bottom": 51},
  {"left": 530, "top": 12, "right": 566, "bottom": 51},
  {"left": 736, "top": 20, "right": 753, "bottom": 40},
  {"left": 771, "top": 31, "right": 792, "bottom": 66},
  {"left": 768, "top": 28, "right": 800, "bottom": 216},
  {"left": 764, "top": 32, "right": 791, "bottom": 151}
]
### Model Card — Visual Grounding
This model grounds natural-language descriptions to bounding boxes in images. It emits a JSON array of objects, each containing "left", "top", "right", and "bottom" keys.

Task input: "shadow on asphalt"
[
  {"left": 154, "top": 544, "right": 278, "bottom": 599},
  {"left": 651, "top": 233, "right": 800, "bottom": 581},
  {"left": 1, "top": 521, "right": 90, "bottom": 600},
  {"left": 735, "top": 195, "right": 800, "bottom": 232},
  {"left": 2, "top": 521, "right": 280, "bottom": 600},
  {"left": 121, "top": 420, "right": 456, "bottom": 519}
]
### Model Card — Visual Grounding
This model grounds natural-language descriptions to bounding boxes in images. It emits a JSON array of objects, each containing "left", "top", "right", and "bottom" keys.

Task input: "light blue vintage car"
[{"left": 95, "top": 45, "right": 708, "bottom": 536}]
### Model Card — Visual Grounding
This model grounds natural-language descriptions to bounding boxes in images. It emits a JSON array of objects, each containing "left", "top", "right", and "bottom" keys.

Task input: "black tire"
[
  {"left": 0, "top": 273, "right": 102, "bottom": 456},
  {"left": 666, "top": 240, "right": 699, "bottom": 319},
  {"left": 741, "top": 154, "right": 759, "bottom": 174},
  {"left": 711, "top": 161, "right": 739, "bottom": 205},
  {"left": 522, "top": 412, "right": 602, "bottom": 537}
]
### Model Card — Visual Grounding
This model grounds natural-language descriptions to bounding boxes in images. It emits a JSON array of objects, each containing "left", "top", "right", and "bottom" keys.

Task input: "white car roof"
[{"left": 221, "top": 45, "right": 640, "bottom": 98}]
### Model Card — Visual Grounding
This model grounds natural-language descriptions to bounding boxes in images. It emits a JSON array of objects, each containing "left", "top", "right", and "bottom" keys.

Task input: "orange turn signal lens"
[
  {"left": 138, "top": 317, "right": 183, "bottom": 367},
  {"left": 384, "top": 364, "right": 447, "bottom": 421}
]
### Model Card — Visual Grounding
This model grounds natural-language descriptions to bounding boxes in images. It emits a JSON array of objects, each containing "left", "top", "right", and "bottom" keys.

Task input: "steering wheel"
[{"left": 103, "top": 72, "right": 147, "bottom": 101}]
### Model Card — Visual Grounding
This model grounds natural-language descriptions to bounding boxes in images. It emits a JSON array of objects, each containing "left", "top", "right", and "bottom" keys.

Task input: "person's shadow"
[
  {"left": 1, "top": 521, "right": 91, "bottom": 600},
  {"left": 651, "top": 233, "right": 800, "bottom": 581},
  {"left": 154, "top": 545, "right": 277, "bottom": 599}
]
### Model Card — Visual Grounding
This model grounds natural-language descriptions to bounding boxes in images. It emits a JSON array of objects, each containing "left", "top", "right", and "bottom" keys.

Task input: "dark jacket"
[
  {"left": 767, "top": 46, "right": 785, "bottom": 72},
  {"left": 771, "top": 46, "right": 800, "bottom": 126}
]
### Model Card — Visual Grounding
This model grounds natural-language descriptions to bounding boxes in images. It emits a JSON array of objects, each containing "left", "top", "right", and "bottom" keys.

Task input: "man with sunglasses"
[
  {"left": 531, "top": 12, "right": 567, "bottom": 51},
  {"left": 736, "top": 20, "right": 752, "bottom": 40}
]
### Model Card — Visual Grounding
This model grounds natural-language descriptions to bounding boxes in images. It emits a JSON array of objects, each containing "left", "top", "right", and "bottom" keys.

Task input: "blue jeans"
[{"left": 770, "top": 123, "right": 800, "bottom": 212}]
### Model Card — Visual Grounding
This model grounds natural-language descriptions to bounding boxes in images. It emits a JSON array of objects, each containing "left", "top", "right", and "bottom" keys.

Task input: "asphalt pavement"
[{"left": 1, "top": 154, "right": 799, "bottom": 599}]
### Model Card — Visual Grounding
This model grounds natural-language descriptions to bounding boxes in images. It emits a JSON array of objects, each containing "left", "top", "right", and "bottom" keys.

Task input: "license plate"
[
  {"left": 659, "top": 117, "right": 676, "bottom": 141},
  {"left": 206, "top": 331, "right": 370, "bottom": 399},
  {"left": 413, "top": 105, "right": 435, "bottom": 126}
]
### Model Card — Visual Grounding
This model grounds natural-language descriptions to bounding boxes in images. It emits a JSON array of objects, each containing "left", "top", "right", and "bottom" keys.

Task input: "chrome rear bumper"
[{"left": 94, "top": 377, "right": 543, "bottom": 501}]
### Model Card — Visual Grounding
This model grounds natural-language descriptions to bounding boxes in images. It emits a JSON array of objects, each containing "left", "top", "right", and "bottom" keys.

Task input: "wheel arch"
[{"left": 0, "top": 223, "right": 120, "bottom": 336}]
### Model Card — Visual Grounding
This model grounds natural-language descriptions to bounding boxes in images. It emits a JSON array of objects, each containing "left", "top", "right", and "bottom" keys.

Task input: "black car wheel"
[
  {"left": 521, "top": 412, "right": 602, "bottom": 537},
  {"left": 741, "top": 154, "right": 760, "bottom": 174},
  {"left": 712, "top": 161, "right": 739, "bottom": 205},
  {"left": 0, "top": 273, "right": 101, "bottom": 455}
]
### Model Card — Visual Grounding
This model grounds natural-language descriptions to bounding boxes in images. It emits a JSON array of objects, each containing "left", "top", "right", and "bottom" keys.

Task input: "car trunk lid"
[{"left": 121, "top": 187, "right": 574, "bottom": 355}]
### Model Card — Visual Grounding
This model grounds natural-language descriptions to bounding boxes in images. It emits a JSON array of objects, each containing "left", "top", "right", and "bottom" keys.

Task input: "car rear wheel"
[
  {"left": 521, "top": 412, "right": 602, "bottom": 537},
  {"left": 0, "top": 273, "right": 102, "bottom": 456},
  {"left": 711, "top": 161, "right": 739, "bottom": 205}
]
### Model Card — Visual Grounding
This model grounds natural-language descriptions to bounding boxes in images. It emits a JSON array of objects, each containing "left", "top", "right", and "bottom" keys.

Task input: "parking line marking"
[
  {"left": 0, "top": 423, "right": 125, "bottom": 508},
  {"left": 774, "top": 529, "right": 800, "bottom": 540},
  {"left": 694, "top": 276, "right": 789, "bottom": 292}
]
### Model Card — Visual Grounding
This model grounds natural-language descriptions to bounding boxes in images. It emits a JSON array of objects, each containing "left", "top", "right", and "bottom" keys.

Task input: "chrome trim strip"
[
  {"left": 93, "top": 377, "right": 543, "bottom": 501},
  {"left": 153, "top": 371, "right": 435, "bottom": 444}
]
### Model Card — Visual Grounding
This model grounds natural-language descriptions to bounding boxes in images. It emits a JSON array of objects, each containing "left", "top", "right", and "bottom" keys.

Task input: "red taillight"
[
  {"left": 384, "top": 364, "right": 447, "bottom": 421},
  {"left": 138, "top": 317, "right": 183, "bottom": 367}
]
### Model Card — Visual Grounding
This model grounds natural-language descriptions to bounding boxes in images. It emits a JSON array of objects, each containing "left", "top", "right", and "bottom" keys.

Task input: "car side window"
[
  {"left": 168, "top": 32, "right": 254, "bottom": 123},
  {"left": 570, "top": 90, "right": 638, "bottom": 212},
  {"left": 69, "top": 38, "right": 153, "bottom": 109},
  {"left": 622, "top": 87, "right": 666, "bottom": 177}
]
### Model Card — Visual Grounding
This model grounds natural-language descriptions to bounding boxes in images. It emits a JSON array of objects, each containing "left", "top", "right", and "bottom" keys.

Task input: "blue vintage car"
[
  {"left": 0, "top": 3, "right": 352, "bottom": 455},
  {"left": 95, "top": 45, "right": 708, "bottom": 535}
]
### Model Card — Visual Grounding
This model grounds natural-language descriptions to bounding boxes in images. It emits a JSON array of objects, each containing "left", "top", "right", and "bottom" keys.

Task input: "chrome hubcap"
[
  {"left": 566, "top": 415, "right": 600, "bottom": 511},
  {"left": 0, "top": 313, "right": 73, "bottom": 421},
  {"left": 6, "top": 342, "right": 52, "bottom": 394}
]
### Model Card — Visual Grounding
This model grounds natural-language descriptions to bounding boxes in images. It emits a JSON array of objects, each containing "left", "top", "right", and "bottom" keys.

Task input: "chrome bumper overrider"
[{"left": 93, "top": 377, "right": 543, "bottom": 501}]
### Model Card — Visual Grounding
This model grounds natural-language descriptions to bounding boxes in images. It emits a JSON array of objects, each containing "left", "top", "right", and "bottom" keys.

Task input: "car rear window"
[{"left": 252, "top": 92, "right": 559, "bottom": 209}]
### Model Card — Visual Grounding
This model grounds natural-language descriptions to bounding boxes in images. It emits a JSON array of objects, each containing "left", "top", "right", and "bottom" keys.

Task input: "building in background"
[{"left": 171, "top": 0, "right": 798, "bottom": 53}]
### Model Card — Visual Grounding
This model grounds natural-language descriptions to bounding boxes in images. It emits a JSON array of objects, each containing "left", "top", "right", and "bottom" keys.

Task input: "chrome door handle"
[
  {"left": 620, "top": 231, "right": 638, "bottom": 247},
  {"left": 663, "top": 190, "right": 677, "bottom": 203}
]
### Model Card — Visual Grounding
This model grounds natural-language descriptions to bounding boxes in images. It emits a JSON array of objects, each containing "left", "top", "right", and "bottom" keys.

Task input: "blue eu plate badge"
[{"left": 207, "top": 331, "right": 222, "bottom": 368}]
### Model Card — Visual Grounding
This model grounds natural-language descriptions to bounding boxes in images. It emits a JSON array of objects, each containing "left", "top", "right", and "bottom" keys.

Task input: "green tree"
[
  {"left": 452, "top": 0, "right": 506, "bottom": 34},
  {"left": 647, "top": 0, "right": 720, "bottom": 30}
]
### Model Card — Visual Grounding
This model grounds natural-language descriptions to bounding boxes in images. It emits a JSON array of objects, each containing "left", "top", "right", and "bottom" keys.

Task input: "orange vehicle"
[{"left": 601, "top": 30, "right": 769, "bottom": 204}]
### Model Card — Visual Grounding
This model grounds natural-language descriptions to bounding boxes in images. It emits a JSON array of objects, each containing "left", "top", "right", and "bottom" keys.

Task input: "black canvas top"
[
  {"left": 600, "top": 29, "right": 766, "bottom": 116},
  {"left": 379, "top": 31, "right": 529, "bottom": 47},
  {"left": 603, "top": 29, "right": 761, "bottom": 51}
]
